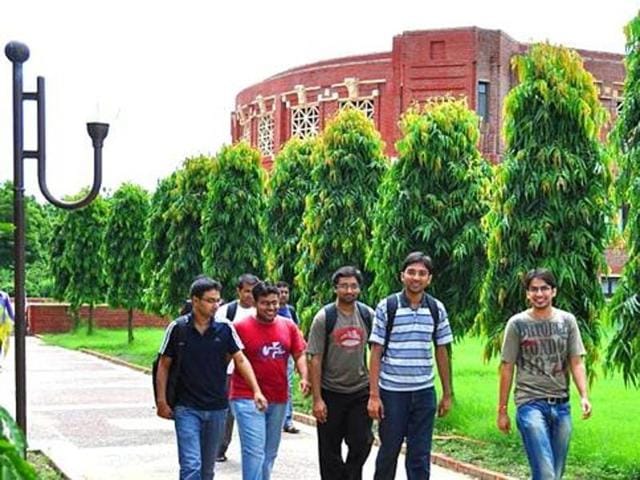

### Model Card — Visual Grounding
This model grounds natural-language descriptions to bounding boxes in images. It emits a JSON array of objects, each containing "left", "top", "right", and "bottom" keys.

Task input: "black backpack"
[
  {"left": 152, "top": 315, "right": 189, "bottom": 409},
  {"left": 323, "top": 302, "right": 372, "bottom": 358},
  {"left": 382, "top": 293, "right": 440, "bottom": 358},
  {"left": 225, "top": 300, "right": 238, "bottom": 321}
]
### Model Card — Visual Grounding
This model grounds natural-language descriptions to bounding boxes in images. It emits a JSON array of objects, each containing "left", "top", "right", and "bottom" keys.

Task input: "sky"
[{"left": 1, "top": 0, "right": 638, "bottom": 201}]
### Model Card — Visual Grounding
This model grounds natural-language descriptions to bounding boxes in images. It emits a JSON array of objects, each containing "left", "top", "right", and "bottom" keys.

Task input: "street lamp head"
[
  {"left": 87, "top": 122, "right": 109, "bottom": 148},
  {"left": 5, "top": 41, "right": 30, "bottom": 64}
]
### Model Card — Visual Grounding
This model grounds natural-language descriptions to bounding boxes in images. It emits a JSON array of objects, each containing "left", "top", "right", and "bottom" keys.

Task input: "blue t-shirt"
[{"left": 159, "top": 315, "right": 242, "bottom": 410}]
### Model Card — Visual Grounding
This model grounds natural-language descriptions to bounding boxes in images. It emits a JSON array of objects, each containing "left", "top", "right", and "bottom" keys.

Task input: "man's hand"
[
  {"left": 581, "top": 397, "right": 592, "bottom": 419},
  {"left": 253, "top": 391, "right": 268, "bottom": 412},
  {"left": 313, "top": 398, "right": 328, "bottom": 423},
  {"left": 156, "top": 401, "right": 173, "bottom": 420},
  {"left": 497, "top": 410, "right": 510, "bottom": 433},
  {"left": 299, "top": 378, "right": 311, "bottom": 396},
  {"left": 367, "top": 395, "right": 384, "bottom": 420},
  {"left": 437, "top": 394, "right": 452, "bottom": 417}
]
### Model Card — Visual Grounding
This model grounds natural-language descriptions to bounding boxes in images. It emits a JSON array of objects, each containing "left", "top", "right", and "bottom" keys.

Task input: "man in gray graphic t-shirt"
[
  {"left": 497, "top": 268, "right": 592, "bottom": 480},
  {"left": 307, "top": 266, "right": 374, "bottom": 480}
]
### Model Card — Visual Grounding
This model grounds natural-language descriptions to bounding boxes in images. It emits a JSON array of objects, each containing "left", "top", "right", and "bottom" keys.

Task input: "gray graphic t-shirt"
[
  {"left": 501, "top": 308, "right": 586, "bottom": 406},
  {"left": 307, "top": 304, "right": 372, "bottom": 394}
]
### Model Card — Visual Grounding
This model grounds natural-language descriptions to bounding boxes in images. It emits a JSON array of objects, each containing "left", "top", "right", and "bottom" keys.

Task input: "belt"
[{"left": 539, "top": 397, "right": 569, "bottom": 404}]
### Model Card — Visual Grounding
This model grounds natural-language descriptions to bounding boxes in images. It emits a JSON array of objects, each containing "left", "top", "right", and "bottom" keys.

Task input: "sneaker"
[
  {"left": 283, "top": 425, "right": 300, "bottom": 434},
  {"left": 216, "top": 454, "right": 227, "bottom": 462}
]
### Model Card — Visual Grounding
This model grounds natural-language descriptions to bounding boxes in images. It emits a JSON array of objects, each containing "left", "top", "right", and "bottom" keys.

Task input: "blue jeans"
[
  {"left": 231, "top": 399, "right": 287, "bottom": 480},
  {"left": 374, "top": 387, "right": 436, "bottom": 480},
  {"left": 284, "top": 358, "right": 294, "bottom": 428},
  {"left": 516, "top": 400, "right": 572, "bottom": 480},
  {"left": 174, "top": 405, "right": 228, "bottom": 480}
]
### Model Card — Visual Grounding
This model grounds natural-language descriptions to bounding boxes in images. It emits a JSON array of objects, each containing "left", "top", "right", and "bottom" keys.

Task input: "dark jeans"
[
  {"left": 217, "top": 375, "right": 234, "bottom": 457},
  {"left": 374, "top": 387, "right": 436, "bottom": 480},
  {"left": 317, "top": 387, "right": 373, "bottom": 480}
]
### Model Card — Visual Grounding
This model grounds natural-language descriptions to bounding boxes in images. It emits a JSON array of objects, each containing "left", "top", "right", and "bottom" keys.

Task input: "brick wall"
[{"left": 28, "top": 302, "right": 169, "bottom": 334}]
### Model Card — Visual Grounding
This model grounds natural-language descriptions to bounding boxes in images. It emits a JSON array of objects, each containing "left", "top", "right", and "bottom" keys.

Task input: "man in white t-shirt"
[{"left": 215, "top": 273, "right": 259, "bottom": 462}]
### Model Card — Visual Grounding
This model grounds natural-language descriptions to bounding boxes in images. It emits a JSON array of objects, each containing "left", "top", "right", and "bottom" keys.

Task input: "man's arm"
[
  {"left": 569, "top": 355, "right": 592, "bottom": 419},
  {"left": 232, "top": 350, "right": 268, "bottom": 411},
  {"left": 367, "top": 343, "right": 384, "bottom": 420},
  {"left": 293, "top": 350, "right": 311, "bottom": 395},
  {"left": 155, "top": 355, "right": 173, "bottom": 419},
  {"left": 435, "top": 344, "right": 452, "bottom": 417},
  {"left": 308, "top": 353, "right": 327, "bottom": 423},
  {"left": 497, "top": 361, "right": 515, "bottom": 433}
]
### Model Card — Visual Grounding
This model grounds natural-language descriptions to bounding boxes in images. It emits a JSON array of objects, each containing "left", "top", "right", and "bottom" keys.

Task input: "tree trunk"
[
  {"left": 87, "top": 304, "right": 94, "bottom": 335},
  {"left": 127, "top": 307, "right": 134, "bottom": 343}
]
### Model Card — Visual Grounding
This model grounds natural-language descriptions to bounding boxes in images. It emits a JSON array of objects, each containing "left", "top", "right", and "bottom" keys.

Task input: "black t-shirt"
[{"left": 160, "top": 316, "right": 241, "bottom": 410}]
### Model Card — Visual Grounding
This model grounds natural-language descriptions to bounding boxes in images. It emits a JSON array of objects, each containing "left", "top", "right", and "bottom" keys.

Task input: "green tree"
[
  {"left": 53, "top": 191, "right": 109, "bottom": 334},
  {"left": 201, "top": 142, "right": 265, "bottom": 300},
  {"left": 141, "top": 173, "right": 179, "bottom": 315},
  {"left": 264, "top": 138, "right": 317, "bottom": 293},
  {"left": 606, "top": 13, "right": 640, "bottom": 387},
  {"left": 103, "top": 183, "right": 150, "bottom": 343},
  {"left": 367, "top": 99, "right": 491, "bottom": 337},
  {"left": 157, "top": 156, "right": 214, "bottom": 315},
  {"left": 0, "top": 181, "right": 54, "bottom": 296},
  {"left": 476, "top": 44, "right": 612, "bottom": 374},
  {"left": 295, "top": 108, "right": 387, "bottom": 331}
]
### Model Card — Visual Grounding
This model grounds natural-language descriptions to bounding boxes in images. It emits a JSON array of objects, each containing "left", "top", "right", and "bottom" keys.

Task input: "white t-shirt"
[{"left": 215, "top": 302, "right": 256, "bottom": 373}]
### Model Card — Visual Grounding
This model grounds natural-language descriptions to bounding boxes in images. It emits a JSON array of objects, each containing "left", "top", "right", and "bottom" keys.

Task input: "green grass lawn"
[{"left": 42, "top": 327, "right": 640, "bottom": 479}]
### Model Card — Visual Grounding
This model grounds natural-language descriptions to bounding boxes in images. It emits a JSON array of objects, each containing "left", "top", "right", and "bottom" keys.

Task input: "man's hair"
[
  {"left": 522, "top": 268, "right": 557, "bottom": 290},
  {"left": 190, "top": 276, "right": 222, "bottom": 299},
  {"left": 331, "top": 266, "right": 363, "bottom": 287},
  {"left": 401, "top": 251, "right": 434, "bottom": 274},
  {"left": 275, "top": 280, "right": 289, "bottom": 289},
  {"left": 236, "top": 273, "right": 260, "bottom": 289},
  {"left": 252, "top": 281, "right": 280, "bottom": 301}
]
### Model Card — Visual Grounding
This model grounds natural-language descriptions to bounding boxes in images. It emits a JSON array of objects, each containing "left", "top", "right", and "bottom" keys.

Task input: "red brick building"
[{"left": 231, "top": 26, "right": 624, "bottom": 167}]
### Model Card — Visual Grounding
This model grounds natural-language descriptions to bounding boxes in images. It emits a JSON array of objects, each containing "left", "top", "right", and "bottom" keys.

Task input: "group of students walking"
[{"left": 155, "top": 251, "right": 591, "bottom": 480}]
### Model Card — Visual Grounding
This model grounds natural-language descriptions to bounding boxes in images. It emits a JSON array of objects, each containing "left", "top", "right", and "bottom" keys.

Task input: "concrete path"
[{"left": 0, "top": 337, "right": 471, "bottom": 479}]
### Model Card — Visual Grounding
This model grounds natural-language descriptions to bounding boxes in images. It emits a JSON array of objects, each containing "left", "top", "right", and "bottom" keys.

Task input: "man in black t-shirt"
[{"left": 156, "top": 276, "right": 267, "bottom": 480}]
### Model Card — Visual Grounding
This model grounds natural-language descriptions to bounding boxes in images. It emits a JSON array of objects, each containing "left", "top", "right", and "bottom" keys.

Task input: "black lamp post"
[{"left": 5, "top": 41, "right": 108, "bottom": 440}]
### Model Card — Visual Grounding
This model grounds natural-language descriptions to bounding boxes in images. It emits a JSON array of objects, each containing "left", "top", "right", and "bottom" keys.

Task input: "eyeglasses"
[
  {"left": 527, "top": 286, "right": 552, "bottom": 293},
  {"left": 200, "top": 297, "right": 221, "bottom": 304}
]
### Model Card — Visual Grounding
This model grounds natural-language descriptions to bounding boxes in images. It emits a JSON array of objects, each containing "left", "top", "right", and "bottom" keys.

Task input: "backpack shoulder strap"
[
  {"left": 382, "top": 294, "right": 399, "bottom": 358},
  {"left": 226, "top": 300, "right": 238, "bottom": 321},
  {"left": 322, "top": 303, "right": 338, "bottom": 358},
  {"left": 355, "top": 302, "right": 372, "bottom": 336},
  {"left": 424, "top": 294, "right": 440, "bottom": 343}
]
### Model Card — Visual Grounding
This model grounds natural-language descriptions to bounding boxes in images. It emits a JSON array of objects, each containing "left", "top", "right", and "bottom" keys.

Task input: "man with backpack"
[
  {"left": 307, "top": 266, "right": 375, "bottom": 480},
  {"left": 368, "top": 251, "right": 453, "bottom": 480},
  {"left": 214, "top": 273, "right": 259, "bottom": 462},
  {"left": 155, "top": 276, "right": 267, "bottom": 480}
]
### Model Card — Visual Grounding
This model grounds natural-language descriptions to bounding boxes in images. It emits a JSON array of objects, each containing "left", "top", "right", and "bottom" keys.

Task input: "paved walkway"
[{"left": 0, "top": 337, "right": 471, "bottom": 479}]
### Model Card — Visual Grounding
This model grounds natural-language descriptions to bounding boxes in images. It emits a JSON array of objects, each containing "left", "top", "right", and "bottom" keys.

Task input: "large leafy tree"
[
  {"left": 103, "top": 183, "right": 150, "bottom": 343},
  {"left": 367, "top": 99, "right": 490, "bottom": 337},
  {"left": 156, "top": 156, "right": 214, "bottom": 316},
  {"left": 264, "top": 138, "right": 317, "bottom": 294},
  {"left": 606, "top": 13, "right": 640, "bottom": 387},
  {"left": 0, "top": 181, "right": 53, "bottom": 296},
  {"left": 52, "top": 191, "right": 109, "bottom": 333},
  {"left": 476, "top": 43, "right": 612, "bottom": 374},
  {"left": 295, "top": 108, "right": 387, "bottom": 331},
  {"left": 141, "top": 172, "right": 179, "bottom": 315},
  {"left": 201, "top": 142, "right": 265, "bottom": 300}
]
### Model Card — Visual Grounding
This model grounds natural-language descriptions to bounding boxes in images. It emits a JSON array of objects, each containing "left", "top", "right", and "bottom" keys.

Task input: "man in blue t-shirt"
[
  {"left": 368, "top": 251, "right": 453, "bottom": 480},
  {"left": 156, "top": 276, "right": 267, "bottom": 480},
  {"left": 276, "top": 280, "right": 301, "bottom": 433}
]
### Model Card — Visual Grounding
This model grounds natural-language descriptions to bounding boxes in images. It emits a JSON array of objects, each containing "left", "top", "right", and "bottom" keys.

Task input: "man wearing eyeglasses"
[
  {"left": 307, "top": 266, "right": 375, "bottom": 480},
  {"left": 156, "top": 276, "right": 267, "bottom": 480},
  {"left": 497, "top": 268, "right": 591, "bottom": 480}
]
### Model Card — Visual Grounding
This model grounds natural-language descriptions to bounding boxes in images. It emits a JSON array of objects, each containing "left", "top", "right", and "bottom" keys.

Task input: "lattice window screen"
[{"left": 291, "top": 105, "right": 320, "bottom": 139}]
